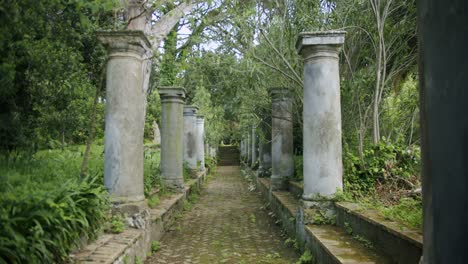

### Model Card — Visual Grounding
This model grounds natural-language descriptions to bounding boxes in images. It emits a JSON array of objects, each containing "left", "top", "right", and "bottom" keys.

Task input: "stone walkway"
[{"left": 146, "top": 166, "right": 299, "bottom": 264}]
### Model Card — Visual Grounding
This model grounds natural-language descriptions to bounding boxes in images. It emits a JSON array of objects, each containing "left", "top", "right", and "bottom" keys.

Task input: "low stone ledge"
[
  {"left": 335, "top": 202, "right": 422, "bottom": 264},
  {"left": 304, "top": 224, "right": 392, "bottom": 264},
  {"left": 72, "top": 172, "right": 206, "bottom": 264},
  {"left": 270, "top": 191, "right": 300, "bottom": 237},
  {"left": 288, "top": 181, "right": 303, "bottom": 199}
]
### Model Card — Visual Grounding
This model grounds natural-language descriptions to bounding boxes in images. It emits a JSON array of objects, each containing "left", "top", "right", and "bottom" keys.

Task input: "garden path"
[{"left": 145, "top": 166, "right": 299, "bottom": 264}]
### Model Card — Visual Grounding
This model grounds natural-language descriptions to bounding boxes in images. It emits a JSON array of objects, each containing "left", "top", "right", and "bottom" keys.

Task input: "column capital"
[
  {"left": 296, "top": 31, "right": 346, "bottom": 62},
  {"left": 97, "top": 30, "right": 151, "bottom": 58},
  {"left": 269, "top": 87, "right": 292, "bottom": 101},
  {"left": 159, "top": 86, "right": 186, "bottom": 104},
  {"left": 183, "top": 105, "right": 198, "bottom": 116},
  {"left": 196, "top": 115, "right": 205, "bottom": 122}
]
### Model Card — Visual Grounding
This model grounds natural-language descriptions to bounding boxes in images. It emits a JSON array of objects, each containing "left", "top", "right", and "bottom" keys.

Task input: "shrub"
[
  {"left": 0, "top": 175, "right": 109, "bottom": 263},
  {"left": 343, "top": 141, "right": 420, "bottom": 197}
]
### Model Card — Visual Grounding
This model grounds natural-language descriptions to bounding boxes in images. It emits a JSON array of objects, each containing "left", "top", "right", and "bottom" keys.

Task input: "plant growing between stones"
[
  {"left": 148, "top": 194, "right": 160, "bottom": 209},
  {"left": 110, "top": 215, "right": 126, "bottom": 234},
  {"left": 249, "top": 213, "right": 257, "bottom": 224},
  {"left": 296, "top": 250, "right": 314, "bottom": 264},
  {"left": 151, "top": 241, "right": 161, "bottom": 253}
]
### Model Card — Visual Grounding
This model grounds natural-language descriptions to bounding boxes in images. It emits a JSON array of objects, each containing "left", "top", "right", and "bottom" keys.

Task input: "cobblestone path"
[{"left": 146, "top": 166, "right": 299, "bottom": 264}]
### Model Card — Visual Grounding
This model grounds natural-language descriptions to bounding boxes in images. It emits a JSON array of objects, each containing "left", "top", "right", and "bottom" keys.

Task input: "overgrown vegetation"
[
  {"left": 0, "top": 143, "right": 162, "bottom": 262},
  {"left": 0, "top": 172, "right": 109, "bottom": 263}
]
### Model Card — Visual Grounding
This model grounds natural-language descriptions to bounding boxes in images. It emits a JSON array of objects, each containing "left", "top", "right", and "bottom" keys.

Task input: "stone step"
[
  {"left": 335, "top": 202, "right": 422, "bottom": 264},
  {"left": 304, "top": 224, "right": 393, "bottom": 264}
]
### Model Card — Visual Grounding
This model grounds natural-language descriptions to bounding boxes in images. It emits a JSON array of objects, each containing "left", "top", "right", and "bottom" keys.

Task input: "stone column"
[
  {"left": 240, "top": 138, "right": 244, "bottom": 160},
  {"left": 417, "top": 1, "right": 468, "bottom": 262},
  {"left": 246, "top": 133, "right": 251, "bottom": 165},
  {"left": 98, "top": 31, "right": 151, "bottom": 203},
  {"left": 251, "top": 126, "right": 258, "bottom": 168},
  {"left": 183, "top": 105, "right": 198, "bottom": 177},
  {"left": 258, "top": 120, "right": 272, "bottom": 177},
  {"left": 270, "top": 88, "right": 294, "bottom": 190},
  {"left": 196, "top": 116, "right": 206, "bottom": 172},
  {"left": 297, "top": 31, "right": 345, "bottom": 203},
  {"left": 159, "top": 87, "right": 186, "bottom": 192},
  {"left": 152, "top": 120, "right": 161, "bottom": 145}
]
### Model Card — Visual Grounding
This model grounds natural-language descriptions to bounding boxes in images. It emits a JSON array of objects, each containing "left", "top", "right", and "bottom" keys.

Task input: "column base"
[
  {"left": 111, "top": 200, "right": 149, "bottom": 230},
  {"left": 189, "top": 168, "right": 198, "bottom": 179},
  {"left": 300, "top": 195, "right": 336, "bottom": 225},
  {"left": 162, "top": 177, "right": 185, "bottom": 193},
  {"left": 109, "top": 194, "right": 145, "bottom": 204},
  {"left": 270, "top": 175, "right": 288, "bottom": 191},
  {"left": 257, "top": 166, "right": 271, "bottom": 178}
]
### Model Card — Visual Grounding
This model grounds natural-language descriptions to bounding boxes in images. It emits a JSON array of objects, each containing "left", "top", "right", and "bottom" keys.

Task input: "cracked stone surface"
[{"left": 146, "top": 166, "right": 299, "bottom": 264}]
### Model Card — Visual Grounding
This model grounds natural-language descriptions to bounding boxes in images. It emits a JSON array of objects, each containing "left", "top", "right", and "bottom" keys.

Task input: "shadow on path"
[{"left": 146, "top": 166, "right": 299, "bottom": 264}]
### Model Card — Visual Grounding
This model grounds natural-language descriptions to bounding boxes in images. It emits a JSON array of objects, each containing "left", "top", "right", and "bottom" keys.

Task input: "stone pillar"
[
  {"left": 183, "top": 105, "right": 198, "bottom": 177},
  {"left": 297, "top": 31, "right": 345, "bottom": 203},
  {"left": 417, "top": 1, "right": 468, "bottom": 262},
  {"left": 159, "top": 87, "right": 186, "bottom": 192},
  {"left": 153, "top": 120, "right": 161, "bottom": 145},
  {"left": 246, "top": 133, "right": 251, "bottom": 165},
  {"left": 270, "top": 88, "right": 294, "bottom": 190},
  {"left": 196, "top": 116, "right": 206, "bottom": 172},
  {"left": 251, "top": 126, "right": 258, "bottom": 168},
  {"left": 240, "top": 138, "right": 244, "bottom": 160},
  {"left": 98, "top": 31, "right": 150, "bottom": 203},
  {"left": 258, "top": 117, "right": 272, "bottom": 177},
  {"left": 258, "top": 138, "right": 272, "bottom": 177}
]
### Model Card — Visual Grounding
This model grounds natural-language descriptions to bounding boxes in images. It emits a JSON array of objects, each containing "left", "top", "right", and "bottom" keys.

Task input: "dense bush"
[
  {"left": 0, "top": 175, "right": 108, "bottom": 263},
  {"left": 0, "top": 144, "right": 163, "bottom": 263},
  {"left": 343, "top": 141, "right": 421, "bottom": 198}
]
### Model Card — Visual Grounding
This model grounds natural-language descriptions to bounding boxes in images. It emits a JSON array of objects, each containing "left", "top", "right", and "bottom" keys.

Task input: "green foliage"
[
  {"left": 343, "top": 141, "right": 420, "bottom": 197},
  {"left": 109, "top": 215, "right": 125, "bottom": 234},
  {"left": 144, "top": 146, "right": 161, "bottom": 197},
  {"left": 135, "top": 256, "right": 142, "bottom": 264},
  {"left": 0, "top": 174, "right": 109, "bottom": 263},
  {"left": 296, "top": 250, "right": 314, "bottom": 264},
  {"left": 0, "top": 0, "right": 116, "bottom": 150},
  {"left": 285, "top": 238, "right": 300, "bottom": 251},
  {"left": 147, "top": 195, "right": 160, "bottom": 209},
  {"left": 183, "top": 162, "right": 192, "bottom": 181},
  {"left": 293, "top": 155, "right": 303, "bottom": 181},
  {"left": 353, "top": 235, "right": 374, "bottom": 249},
  {"left": 0, "top": 144, "right": 162, "bottom": 262},
  {"left": 380, "top": 197, "right": 422, "bottom": 230},
  {"left": 249, "top": 213, "right": 256, "bottom": 224},
  {"left": 192, "top": 84, "right": 226, "bottom": 145},
  {"left": 205, "top": 156, "right": 218, "bottom": 174}
]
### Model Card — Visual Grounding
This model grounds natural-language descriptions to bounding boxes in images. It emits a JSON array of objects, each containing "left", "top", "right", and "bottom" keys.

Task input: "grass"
[{"left": 0, "top": 141, "right": 162, "bottom": 263}]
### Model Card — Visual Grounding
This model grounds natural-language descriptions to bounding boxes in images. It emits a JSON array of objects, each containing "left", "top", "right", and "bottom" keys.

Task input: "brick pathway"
[{"left": 146, "top": 166, "right": 299, "bottom": 264}]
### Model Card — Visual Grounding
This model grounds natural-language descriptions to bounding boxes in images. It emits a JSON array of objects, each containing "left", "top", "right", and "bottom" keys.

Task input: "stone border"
[
  {"left": 249, "top": 167, "right": 391, "bottom": 263},
  {"left": 71, "top": 171, "right": 206, "bottom": 264},
  {"left": 335, "top": 202, "right": 422, "bottom": 264}
]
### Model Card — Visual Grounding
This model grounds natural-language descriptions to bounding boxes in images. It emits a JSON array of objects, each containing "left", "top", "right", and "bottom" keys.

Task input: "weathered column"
[
  {"left": 258, "top": 120, "right": 272, "bottom": 177},
  {"left": 159, "top": 87, "right": 186, "bottom": 192},
  {"left": 183, "top": 105, "right": 198, "bottom": 177},
  {"left": 417, "top": 1, "right": 468, "bottom": 262},
  {"left": 270, "top": 88, "right": 294, "bottom": 190},
  {"left": 152, "top": 120, "right": 161, "bottom": 145},
  {"left": 240, "top": 138, "right": 245, "bottom": 160},
  {"left": 246, "top": 133, "right": 251, "bottom": 165},
  {"left": 196, "top": 115, "right": 206, "bottom": 172},
  {"left": 98, "top": 31, "right": 150, "bottom": 203},
  {"left": 297, "top": 31, "right": 345, "bottom": 203},
  {"left": 251, "top": 126, "right": 258, "bottom": 167}
]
